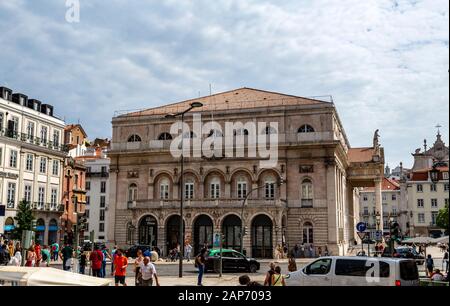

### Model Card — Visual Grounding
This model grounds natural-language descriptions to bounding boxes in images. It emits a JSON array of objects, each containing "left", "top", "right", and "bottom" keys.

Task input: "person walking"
[
  {"left": 41, "top": 245, "right": 51, "bottom": 267},
  {"left": 195, "top": 248, "right": 207, "bottom": 286},
  {"left": 442, "top": 249, "right": 448, "bottom": 273},
  {"left": 51, "top": 242, "right": 59, "bottom": 261},
  {"left": 288, "top": 255, "right": 297, "bottom": 272},
  {"left": 134, "top": 249, "right": 144, "bottom": 286},
  {"left": 60, "top": 243, "right": 73, "bottom": 271},
  {"left": 426, "top": 254, "right": 434, "bottom": 277},
  {"left": 110, "top": 245, "right": 117, "bottom": 276},
  {"left": 318, "top": 246, "right": 322, "bottom": 257},
  {"left": 113, "top": 249, "right": 128, "bottom": 287},
  {"left": 0, "top": 244, "right": 10, "bottom": 266},
  {"left": 7, "top": 240, "right": 14, "bottom": 258},
  {"left": 271, "top": 266, "right": 286, "bottom": 286},
  {"left": 101, "top": 247, "right": 111, "bottom": 278},
  {"left": 184, "top": 242, "right": 193, "bottom": 262},
  {"left": 264, "top": 262, "right": 276, "bottom": 286},
  {"left": 34, "top": 242, "right": 42, "bottom": 267},
  {"left": 79, "top": 251, "right": 87, "bottom": 274},
  {"left": 89, "top": 245, "right": 103, "bottom": 277},
  {"left": 25, "top": 246, "right": 36, "bottom": 267},
  {"left": 139, "top": 256, "right": 160, "bottom": 286}
]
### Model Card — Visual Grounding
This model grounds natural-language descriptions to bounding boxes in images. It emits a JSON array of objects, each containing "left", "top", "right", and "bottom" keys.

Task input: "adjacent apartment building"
[
  {"left": 107, "top": 88, "right": 385, "bottom": 258},
  {"left": 0, "top": 86, "right": 67, "bottom": 244}
]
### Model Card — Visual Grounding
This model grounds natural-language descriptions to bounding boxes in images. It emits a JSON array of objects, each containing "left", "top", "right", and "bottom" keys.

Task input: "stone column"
[
  {"left": 106, "top": 169, "right": 118, "bottom": 246},
  {"left": 148, "top": 183, "right": 154, "bottom": 200},
  {"left": 224, "top": 181, "right": 231, "bottom": 198},
  {"left": 374, "top": 178, "right": 384, "bottom": 233}
]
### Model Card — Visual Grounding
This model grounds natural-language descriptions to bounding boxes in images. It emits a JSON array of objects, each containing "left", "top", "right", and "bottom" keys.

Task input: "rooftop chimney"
[
  {"left": 12, "top": 93, "right": 28, "bottom": 106},
  {"left": 0, "top": 87, "right": 13, "bottom": 101}
]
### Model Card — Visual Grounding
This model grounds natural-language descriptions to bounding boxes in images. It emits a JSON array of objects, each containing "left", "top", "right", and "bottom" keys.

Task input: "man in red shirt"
[
  {"left": 89, "top": 245, "right": 103, "bottom": 277},
  {"left": 114, "top": 249, "right": 128, "bottom": 286}
]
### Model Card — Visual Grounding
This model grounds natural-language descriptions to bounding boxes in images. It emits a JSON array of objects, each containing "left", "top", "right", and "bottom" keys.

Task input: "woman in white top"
[{"left": 9, "top": 251, "right": 22, "bottom": 266}]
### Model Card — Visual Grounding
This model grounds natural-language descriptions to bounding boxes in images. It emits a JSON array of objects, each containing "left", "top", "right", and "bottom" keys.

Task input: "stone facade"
[{"left": 107, "top": 88, "right": 384, "bottom": 258}]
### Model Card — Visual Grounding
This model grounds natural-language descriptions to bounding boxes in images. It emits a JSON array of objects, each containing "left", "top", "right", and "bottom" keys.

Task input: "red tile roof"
[
  {"left": 348, "top": 147, "right": 374, "bottom": 163},
  {"left": 362, "top": 177, "right": 400, "bottom": 192}
]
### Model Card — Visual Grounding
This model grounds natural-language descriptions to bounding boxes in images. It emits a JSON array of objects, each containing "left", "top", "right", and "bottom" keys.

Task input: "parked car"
[
  {"left": 204, "top": 249, "right": 260, "bottom": 273},
  {"left": 285, "top": 256, "right": 419, "bottom": 286},
  {"left": 124, "top": 245, "right": 152, "bottom": 258},
  {"left": 381, "top": 246, "right": 425, "bottom": 265}
]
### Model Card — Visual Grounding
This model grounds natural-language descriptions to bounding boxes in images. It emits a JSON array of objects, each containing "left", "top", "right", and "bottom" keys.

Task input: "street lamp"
[
  {"left": 389, "top": 215, "right": 395, "bottom": 257},
  {"left": 239, "top": 177, "right": 285, "bottom": 254},
  {"left": 165, "top": 101, "right": 203, "bottom": 278}
]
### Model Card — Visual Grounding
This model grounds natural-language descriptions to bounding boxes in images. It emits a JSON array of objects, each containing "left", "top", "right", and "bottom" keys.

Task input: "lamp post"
[
  {"left": 165, "top": 101, "right": 203, "bottom": 278},
  {"left": 240, "top": 178, "right": 284, "bottom": 254},
  {"left": 375, "top": 211, "right": 381, "bottom": 257},
  {"left": 389, "top": 215, "right": 395, "bottom": 257},
  {"left": 71, "top": 194, "right": 79, "bottom": 271}
]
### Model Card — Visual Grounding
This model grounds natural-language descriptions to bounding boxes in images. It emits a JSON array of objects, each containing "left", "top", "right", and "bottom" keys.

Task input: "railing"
[
  {"left": 86, "top": 171, "right": 109, "bottom": 178},
  {"left": 129, "top": 198, "right": 286, "bottom": 209},
  {"left": 30, "top": 202, "right": 64, "bottom": 212},
  {"left": 301, "top": 199, "right": 313, "bottom": 208},
  {"left": 0, "top": 129, "right": 68, "bottom": 153}
]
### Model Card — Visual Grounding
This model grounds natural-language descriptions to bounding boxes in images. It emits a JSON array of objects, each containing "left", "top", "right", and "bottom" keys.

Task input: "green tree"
[
  {"left": 436, "top": 203, "right": 449, "bottom": 232},
  {"left": 12, "top": 200, "right": 35, "bottom": 239}
]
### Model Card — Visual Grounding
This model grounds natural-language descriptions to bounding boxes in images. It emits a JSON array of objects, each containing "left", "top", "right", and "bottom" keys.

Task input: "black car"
[
  {"left": 125, "top": 245, "right": 152, "bottom": 258},
  {"left": 381, "top": 246, "right": 425, "bottom": 265},
  {"left": 204, "top": 249, "right": 260, "bottom": 273}
]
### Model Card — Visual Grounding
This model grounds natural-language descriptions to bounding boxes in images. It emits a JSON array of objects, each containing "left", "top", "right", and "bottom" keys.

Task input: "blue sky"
[{"left": 0, "top": 0, "right": 448, "bottom": 168}]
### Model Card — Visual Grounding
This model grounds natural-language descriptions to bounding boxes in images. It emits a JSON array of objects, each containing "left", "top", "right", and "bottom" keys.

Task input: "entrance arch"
[
  {"left": 48, "top": 219, "right": 58, "bottom": 245},
  {"left": 222, "top": 214, "right": 242, "bottom": 251},
  {"left": 138, "top": 215, "right": 158, "bottom": 246},
  {"left": 166, "top": 215, "right": 185, "bottom": 254},
  {"left": 35, "top": 219, "right": 45, "bottom": 244},
  {"left": 193, "top": 215, "right": 214, "bottom": 254},
  {"left": 4, "top": 217, "right": 15, "bottom": 240},
  {"left": 251, "top": 214, "right": 273, "bottom": 258}
]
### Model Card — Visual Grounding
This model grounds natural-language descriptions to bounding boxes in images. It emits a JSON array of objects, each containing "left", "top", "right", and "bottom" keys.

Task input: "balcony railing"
[
  {"left": 86, "top": 171, "right": 109, "bottom": 178},
  {"left": 301, "top": 199, "right": 313, "bottom": 208},
  {"left": 129, "top": 198, "right": 286, "bottom": 209},
  {"left": 0, "top": 129, "right": 68, "bottom": 153},
  {"left": 30, "top": 202, "right": 64, "bottom": 213}
]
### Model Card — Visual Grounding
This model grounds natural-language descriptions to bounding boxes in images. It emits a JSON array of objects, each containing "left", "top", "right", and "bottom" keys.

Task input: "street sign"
[
  {"left": 357, "top": 232, "right": 367, "bottom": 240},
  {"left": 356, "top": 222, "right": 367, "bottom": 232}
]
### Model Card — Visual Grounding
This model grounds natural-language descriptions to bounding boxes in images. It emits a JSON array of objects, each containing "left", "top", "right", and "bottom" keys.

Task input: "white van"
[{"left": 285, "top": 256, "right": 419, "bottom": 286}]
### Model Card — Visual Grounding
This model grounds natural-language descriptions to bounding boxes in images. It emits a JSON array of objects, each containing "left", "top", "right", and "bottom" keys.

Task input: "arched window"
[
  {"left": 210, "top": 177, "right": 220, "bottom": 199},
  {"left": 237, "top": 176, "right": 247, "bottom": 199},
  {"left": 263, "top": 126, "right": 277, "bottom": 135},
  {"left": 128, "top": 183, "right": 138, "bottom": 202},
  {"left": 298, "top": 125, "right": 315, "bottom": 133},
  {"left": 303, "top": 222, "right": 314, "bottom": 244},
  {"left": 301, "top": 179, "right": 313, "bottom": 207},
  {"left": 160, "top": 178, "right": 170, "bottom": 200},
  {"left": 264, "top": 175, "right": 276, "bottom": 199},
  {"left": 128, "top": 134, "right": 142, "bottom": 142},
  {"left": 158, "top": 133, "right": 172, "bottom": 140},
  {"left": 184, "top": 178, "right": 194, "bottom": 199}
]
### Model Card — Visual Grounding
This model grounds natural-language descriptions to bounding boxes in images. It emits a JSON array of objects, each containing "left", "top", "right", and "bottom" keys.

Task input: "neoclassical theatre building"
[{"left": 107, "top": 88, "right": 385, "bottom": 257}]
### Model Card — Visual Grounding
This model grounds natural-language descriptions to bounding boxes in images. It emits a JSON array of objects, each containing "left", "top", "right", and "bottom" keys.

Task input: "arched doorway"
[
  {"left": 166, "top": 215, "right": 185, "bottom": 254},
  {"left": 48, "top": 219, "right": 58, "bottom": 245},
  {"left": 251, "top": 215, "right": 273, "bottom": 258},
  {"left": 222, "top": 215, "right": 242, "bottom": 251},
  {"left": 35, "top": 219, "right": 46, "bottom": 244},
  {"left": 138, "top": 215, "right": 158, "bottom": 246},
  {"left": 4, "top": 217, "right": 15, "bottom": 240},
  {"left": 193, "top": 215, "right": 213, "bottom": 254}
]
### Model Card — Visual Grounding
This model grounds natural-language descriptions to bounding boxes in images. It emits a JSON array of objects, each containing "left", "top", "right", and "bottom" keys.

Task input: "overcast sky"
[{"left": 0, "top": 0, "right": 448, "bottom": 168}]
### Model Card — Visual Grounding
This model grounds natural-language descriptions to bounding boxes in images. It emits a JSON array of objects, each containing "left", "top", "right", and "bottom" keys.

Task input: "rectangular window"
[
  {"left": 26, "top": 154, "right": 33, "bottom": 171},
  {"left": 418, "top": 213, "right": 425, "bottom": 223},
  {"left": 9, "top": 150, "right": 17, "bottom": 168},
  {"left": 443, "top": 172, "right": 449, "bottom": 180},
  {"left": 445, "top": 199, "right": 449, "bottom": 206},
  {"left": 430, "top": 184, "right": 437, "bottom": 192},
  {"left": 210, "top": 183, "right": 220, "bottom": 199},
  {"left": 417, "top": 184, "right": 423, "bottom": 192},
  {"left": 101, "top": 166, "right": 107, "bottom": 173},
  {"left": 417, "top": 199, "right": 424, "bottom": 208},
  {"left": 39, "top": 157, "right": 47, "bottom": 174},
  {"left": 445, "top": 183, "right": 449, "bottom": 192},
  {"left": 86, "top": 196, "right": 90, "bottom": 205},
  {"left": 52, "top": 160, "right": 59, "bottom": 176},
  {"left": 53, "top": 130, "right": 60, "bottom": 147},
  {"left": 0, "top": 148, "right": 2, "bottom": 166},
  {"left": 265, "top": 182, "right": 275, "bottom": 200},
  {"left": 74, "top": 174, "right": 79, "bottom": 190},
  {"left": 51, "top": 188, "right": 58, "bottom": 208},
  {"left": 40, "top": 126, "right": 48, "bottom": 144},
  {"left": 160, "top": 184, "right": 169, "bottom": 200},
  {"left": 99, "top": 209, "right": 105, "bottom": 221},
  {"left": 363, "top": 207, "right": 369, "bottom": 215},
  {"left": 431, "top": 212, "right": 438, "bottom": 225},
  {"left": 100, "top": 196, "right": 106, "bottom": 208},
  {"left": 363, "top": 195, "right": 368, "bottom": 201},
  {"left": 100, "top": 181, "right": 106, "bottom": 193},
  {"left": 38, "top": 187, "right": 45, "bottom": 207},
  {"left": 27, "top": 121, "right": 35, "bottom": 141},
  {"left": 382, "top": 194, "right": 387, "bottom": 201},
  {"left": 24, "top": 184, "right": 32, "bottom": 203},
  {"left": 185, "top": 183, "right": 194, "bottom": 199},
  {"left": 392, "top": 194, "right": 397, "bottom": 201},
  {"left": 431, "top": 199, "right": 438, "bottom": 208},
  {"left": 85, "top": 181, "right": 90, "bottom": 191},
  {"left": 237, "top": 182, "right": 247, "bottom": 199},
  {"left": 335, "top": 260, "right": 390, "bottom": 278},
  {"left": 85, "top": 209, "right": 90, "bottom": 218},
  {"left": 99, "top": 223, "right": 105, "bottom": 232},
  {"left": 7, "top": 182, "right": 16, "bottom": 208},
  {"left": 85, "top": 223, "right": 89, "bottom": 231}
]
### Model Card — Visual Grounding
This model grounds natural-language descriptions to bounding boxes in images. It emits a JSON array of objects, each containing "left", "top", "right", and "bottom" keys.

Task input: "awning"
[
  {"left": 4, "top": 225, "right": 15, "bottom": 231},
  {"left": 48, "top": 226, "right": 58, "bottom": 231},
  {"left": 36, "top": 226, "right": 45, "bottom": 231}
]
